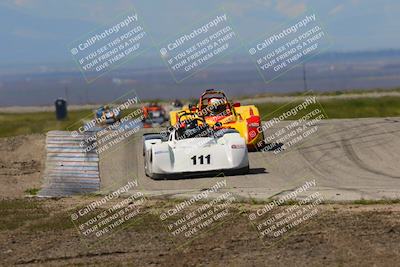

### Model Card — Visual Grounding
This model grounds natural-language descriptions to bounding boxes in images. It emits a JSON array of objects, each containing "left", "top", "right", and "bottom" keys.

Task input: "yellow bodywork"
[{"left": 169, "top": 104, "right": 264, "bottom": 147}]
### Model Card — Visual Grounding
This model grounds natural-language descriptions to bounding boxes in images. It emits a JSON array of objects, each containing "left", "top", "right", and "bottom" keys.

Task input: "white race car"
[{"left": 143, "top": 115, "right": 249, "bottom": 180}]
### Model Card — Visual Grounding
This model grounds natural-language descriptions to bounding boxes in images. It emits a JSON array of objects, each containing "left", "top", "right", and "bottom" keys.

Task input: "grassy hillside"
[
  {"left": 0, "top": 109, "right": 91, "bottom": 137},
  {"left": 0, "top": 96, "right": 400, "bottom": 138},
  {"left": 257, "top": 96, "right": 400, "bottom": 120}
]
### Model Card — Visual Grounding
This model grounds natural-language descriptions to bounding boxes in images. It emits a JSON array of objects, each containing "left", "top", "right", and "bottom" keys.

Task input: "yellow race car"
[{"left": 170, "top": 89, "right": 264, "bottom": 150}]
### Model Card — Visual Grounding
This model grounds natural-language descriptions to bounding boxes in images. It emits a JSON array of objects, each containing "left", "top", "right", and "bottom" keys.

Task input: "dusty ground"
[
  {"left": 0, "top": 134, "right": 399, "bottom": 266},
  {"left": 0, "top": 134, "right": 45, "bottom": 199},
  {"left": 0, "top": 198, "right": 399, "bottom": 266}
]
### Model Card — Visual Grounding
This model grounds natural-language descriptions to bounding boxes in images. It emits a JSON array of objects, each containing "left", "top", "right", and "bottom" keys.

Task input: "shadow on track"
[{"left": 149, "top": 167, "right": 268, "bottom": 181}]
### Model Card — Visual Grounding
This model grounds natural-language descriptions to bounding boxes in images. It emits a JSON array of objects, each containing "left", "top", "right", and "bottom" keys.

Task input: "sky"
[{"left": 0, "top": 0, "right": 399, "bottom": 66}]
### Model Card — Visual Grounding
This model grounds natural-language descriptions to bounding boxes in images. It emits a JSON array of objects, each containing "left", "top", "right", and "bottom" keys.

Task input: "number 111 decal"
[{"left": 191, "top": 154, "right": 211, "bottom": 165}]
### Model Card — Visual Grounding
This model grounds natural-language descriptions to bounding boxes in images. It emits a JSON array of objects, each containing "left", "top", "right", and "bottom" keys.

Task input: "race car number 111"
[{"left": 191, "top": 154, "right": 211, "bottom": 165}]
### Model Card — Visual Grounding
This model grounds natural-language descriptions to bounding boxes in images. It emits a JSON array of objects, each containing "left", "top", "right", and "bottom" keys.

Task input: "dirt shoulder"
[
  {"left": 0, "top": 134, "right": 45, "bottom": 199},
  {"left": 0, "top": 134, "right": 399, "bottom": 266},
  {"left": 0, "top": 198, "right": 399, "bottom": 266}
]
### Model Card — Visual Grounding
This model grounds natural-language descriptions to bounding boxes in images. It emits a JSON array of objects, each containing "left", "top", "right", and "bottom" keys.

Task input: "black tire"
[
  {"left": 144, "top": 158, "right": 149, "bottom": 177},
  {"left": 149, "top": 173, "right": 165, "bottom": 180}
]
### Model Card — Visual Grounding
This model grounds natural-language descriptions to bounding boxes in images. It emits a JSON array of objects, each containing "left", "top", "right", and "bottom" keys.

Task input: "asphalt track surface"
[{"left": 99, "top": 117, "right": 400, "bottom": 201}]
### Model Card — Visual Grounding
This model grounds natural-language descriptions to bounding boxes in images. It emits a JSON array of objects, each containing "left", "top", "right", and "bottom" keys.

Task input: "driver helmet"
[
  {"left": 208, "top": 98, "right": 221, "bottom": 106},
  {"left": 208, "top": 98, "right": 226, "bottom": 115}
]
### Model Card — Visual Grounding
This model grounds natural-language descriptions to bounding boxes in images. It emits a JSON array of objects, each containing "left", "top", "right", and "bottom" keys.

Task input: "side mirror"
[{"left": 233, "top": 102, "right": 241, "bottom": 108}]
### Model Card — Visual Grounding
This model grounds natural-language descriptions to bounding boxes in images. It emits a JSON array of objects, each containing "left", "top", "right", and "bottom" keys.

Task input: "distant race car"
[
  {"left": 143, "top": 112, "right": 249, "bottom": 179},
  {"left": 169, "top": 89, "right": 264, "bottom": 150},
  {"left": 142, "top": 103, "right": 167, "bottom": 128},
  {"left": 95, "top": 105, "right": 121, "bottom": 125}
]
